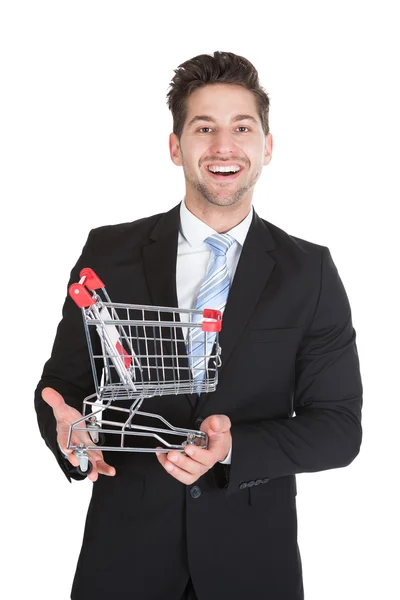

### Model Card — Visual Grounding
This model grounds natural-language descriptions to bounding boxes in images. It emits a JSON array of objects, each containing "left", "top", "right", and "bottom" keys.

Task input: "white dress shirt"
[{"left": 177, "top": 198, "right": 254, "bottom": 465}]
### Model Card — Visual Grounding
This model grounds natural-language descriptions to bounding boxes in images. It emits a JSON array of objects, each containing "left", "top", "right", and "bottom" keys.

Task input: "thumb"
[
  {"left": 41, "top": 387, "right": 66, "bottom": 415},
  {"left": 202, "top": 415, "right": 231, "bottom": 436}
]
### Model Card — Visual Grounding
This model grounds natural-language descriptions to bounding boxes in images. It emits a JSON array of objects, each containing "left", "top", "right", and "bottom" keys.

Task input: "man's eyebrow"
[{"left": 187, "top": 114, "right": 259, "bottom": 127}]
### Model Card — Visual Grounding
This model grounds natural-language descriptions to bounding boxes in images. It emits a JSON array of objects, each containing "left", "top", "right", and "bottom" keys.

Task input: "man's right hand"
[{"left": 41, "top": 387, "right": 116, "bottom": 482}]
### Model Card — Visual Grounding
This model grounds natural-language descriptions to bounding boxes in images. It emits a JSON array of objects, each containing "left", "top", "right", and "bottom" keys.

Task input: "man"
[{"left": 35, "top": 51, "right": 363, "bottom": 600}]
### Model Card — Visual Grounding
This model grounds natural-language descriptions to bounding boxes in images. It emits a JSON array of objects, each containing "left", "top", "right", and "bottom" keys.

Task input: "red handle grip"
[
  {"left": 68, "top": 268, "right": 104, "bottom": 307},
  {"left": 202, "top": 309, "right": 222, "bottom": 332},
  {"left": 79, "top": 268, "right": 104, "bottom": 290},
  {"left": 69, "top": 283, "right": 95, "bottom": 308}
]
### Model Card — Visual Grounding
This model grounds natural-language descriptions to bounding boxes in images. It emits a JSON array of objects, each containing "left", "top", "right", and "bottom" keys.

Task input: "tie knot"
[{"left": 205, "top": 233, "right": 235, "bottom": 257}]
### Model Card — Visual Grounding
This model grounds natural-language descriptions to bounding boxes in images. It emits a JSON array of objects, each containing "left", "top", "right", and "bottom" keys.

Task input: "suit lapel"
[
  {"left": 196, "top": 210, "right": 276, "bottom": 415},
  {"left": 142, "top": 203, "right": 197, "bottom": 409},
  {"left": 142, "top": 203, "right": 181, "bottom": 309}
]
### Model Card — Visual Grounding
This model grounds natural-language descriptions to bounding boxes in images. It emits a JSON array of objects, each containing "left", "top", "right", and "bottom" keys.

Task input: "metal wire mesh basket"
[{"left": 67, "top": 268, "right": 223, "bottom": 472}]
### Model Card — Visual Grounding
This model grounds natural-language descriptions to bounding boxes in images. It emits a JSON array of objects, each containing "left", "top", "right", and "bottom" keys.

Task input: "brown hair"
[{"left": 166, "top": 51, "right": 270, "bottom": 139}]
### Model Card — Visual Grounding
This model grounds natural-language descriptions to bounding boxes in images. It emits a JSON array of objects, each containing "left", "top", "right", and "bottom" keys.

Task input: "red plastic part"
[
  {"left": 202, "top": 309, "right": 222, "bottom": 332},
  {"left": 79, "top": 268, "right": 105, "bottom": 290},
  {"left": 116, "top": 341, "right": 132, "bottom": 368},
  {"left": 69, "top": 283, "right": 96, "bottom": 308}
]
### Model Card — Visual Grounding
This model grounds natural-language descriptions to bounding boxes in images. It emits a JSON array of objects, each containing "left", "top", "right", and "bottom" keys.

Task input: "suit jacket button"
[
  {"left": 194, "top": 417, "right": 204, "bottom": 429},
  {"left": 255, "top": 479, "right": 262, "bottom": 486},
  {"left": 262, "top": 478, "right": 270, "bottom": 484},
  {"left": 190, "top": 486, "right": 202, "bottom": 499},
  {"left": 247, "top": 480, "right": 255, "bottom": 487},
  {"left": 239, "top": 482, "right": 247, "bottom": 490}
]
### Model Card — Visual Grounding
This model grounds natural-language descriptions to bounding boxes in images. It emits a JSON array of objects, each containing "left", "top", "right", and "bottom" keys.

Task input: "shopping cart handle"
[
  {"left": 202, "top": 309, "right": 222, "bottom": 332},
  {"left": 69, "top": 283, "right": 96, "bottom": 308},
  {"left": 68, "top": 268, "right": 104, "bottom": 308},
  {"left": 79, "top": 268, "right": 105, "bottom": 290}
]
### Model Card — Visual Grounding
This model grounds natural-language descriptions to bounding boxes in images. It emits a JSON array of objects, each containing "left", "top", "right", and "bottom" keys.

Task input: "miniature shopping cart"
[{"left": 67, "top": 268, "right": 223, "bottom": 474}]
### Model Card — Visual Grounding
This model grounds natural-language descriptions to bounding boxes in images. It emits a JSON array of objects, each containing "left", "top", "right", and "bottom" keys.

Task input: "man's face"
[{"left": 169, "top": 83, "right": 273, "bottom": 208}]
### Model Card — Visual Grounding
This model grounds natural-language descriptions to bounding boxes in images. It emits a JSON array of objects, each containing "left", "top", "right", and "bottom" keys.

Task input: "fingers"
[
  {"left": 95, "top": 460, "right": 116, "bottom": 477},
  {"left": 42, "top": 387, "right": 117, "bottom": 480},
  {"left": 42, "top": 387, "right": 66, "bottom": 415},
  {"left": 155, "top": 446, "right": 210, "bottom": 485},
  {"left": 68, "top": 449, "right": 116, "bottom": 482},
  {"left": 58, "top": 427, "right": 116, "bottom": 479},
  {"left": 181, "top": 444, "right": 213, "bottom": 467},
  {"left": 86, "top": 456, "right": 116, "bottom": 482},
  {"left": 201, "top": 414, "right": 231, "bottom": 436}
]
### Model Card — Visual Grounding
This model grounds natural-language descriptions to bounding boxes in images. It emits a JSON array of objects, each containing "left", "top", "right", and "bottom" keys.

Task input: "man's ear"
[
  {"left": 263, "top": 133, "right": 273, "bottom": 166},
  {"left": 169, "top": 132, "right": 182, "bottom": 167}
]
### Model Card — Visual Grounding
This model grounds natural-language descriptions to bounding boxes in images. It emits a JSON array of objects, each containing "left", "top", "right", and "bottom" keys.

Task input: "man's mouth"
[{"left": 204, "top": 164, "right": 244, "bottom": 181}]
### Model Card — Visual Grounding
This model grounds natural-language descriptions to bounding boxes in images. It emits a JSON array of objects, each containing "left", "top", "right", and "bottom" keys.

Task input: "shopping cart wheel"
[
  {"left": 95, "top": 432, "right": 106, "bottom": 446},
  {"left": 89, "top": 429, "right": 104, "bottom": 444},
  {"left": 76, "top": 460, "right": 93, "bottom": 477},
  {"left": 73, "top": 446, "right": 92, "bottom": 476}
]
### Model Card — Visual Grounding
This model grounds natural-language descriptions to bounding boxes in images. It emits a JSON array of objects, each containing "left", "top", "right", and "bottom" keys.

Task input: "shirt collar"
[{"left": 179, "top": 198, "right": 253, "bottom": 248}]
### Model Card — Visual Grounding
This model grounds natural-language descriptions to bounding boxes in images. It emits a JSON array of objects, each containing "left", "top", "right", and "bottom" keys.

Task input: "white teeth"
[{"left": 208, "top": 165, "right": 241, "bottom": 173}]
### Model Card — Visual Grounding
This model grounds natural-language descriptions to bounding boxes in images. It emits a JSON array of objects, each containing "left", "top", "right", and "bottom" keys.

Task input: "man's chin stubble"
[{"left": 189, "top": 181, "right": 250, "bottom": 208}]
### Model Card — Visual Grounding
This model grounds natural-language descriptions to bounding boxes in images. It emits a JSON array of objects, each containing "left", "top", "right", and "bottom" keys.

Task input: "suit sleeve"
[
  {"left": 34, "top": 229, "right": 99, "bottom": 481},
  {"left": 226, "top": 246, "right": 363, "bottom": 494}
]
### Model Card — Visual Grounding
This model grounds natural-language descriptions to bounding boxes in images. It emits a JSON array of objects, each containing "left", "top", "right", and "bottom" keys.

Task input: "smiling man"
[
  {"left": 173, "top": 84, "right": 271, "bottom": 214},
  {"left": 35, "top": 51, "right": 363, "bottom": 600}
]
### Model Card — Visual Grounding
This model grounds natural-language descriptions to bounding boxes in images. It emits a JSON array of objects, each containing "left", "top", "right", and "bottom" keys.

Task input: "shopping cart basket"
[{"left": 67, "top": 268, "right": 223, "bottom": 473}]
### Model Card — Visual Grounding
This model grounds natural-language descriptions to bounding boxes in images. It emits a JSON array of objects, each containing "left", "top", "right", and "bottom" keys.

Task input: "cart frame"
[{"left": 67, "top": 268, "right": 223, "bottom": 472}]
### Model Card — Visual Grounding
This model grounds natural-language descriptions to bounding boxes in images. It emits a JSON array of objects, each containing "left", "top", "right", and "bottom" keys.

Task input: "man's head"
[{"left": 167, "top": 51, "right": 273, "bottom": 211}]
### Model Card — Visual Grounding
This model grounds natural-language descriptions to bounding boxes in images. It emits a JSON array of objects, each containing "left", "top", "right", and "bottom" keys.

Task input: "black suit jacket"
[{"left": 34, "top": 203, "right": 363, "bottom": 600}]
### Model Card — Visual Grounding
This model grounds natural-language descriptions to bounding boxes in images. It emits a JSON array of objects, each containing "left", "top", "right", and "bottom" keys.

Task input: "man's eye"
[{"left": 198, "top": 126, "right": 250, "bottom": 133}]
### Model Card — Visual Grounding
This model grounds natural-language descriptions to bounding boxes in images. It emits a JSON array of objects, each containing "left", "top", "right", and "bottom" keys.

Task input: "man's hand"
[
  {"left": 41, "top": 387, "right": 116, "bottom": 482},
  {"left": 155, "top": 415, "right": 231, "bottom": 485}
]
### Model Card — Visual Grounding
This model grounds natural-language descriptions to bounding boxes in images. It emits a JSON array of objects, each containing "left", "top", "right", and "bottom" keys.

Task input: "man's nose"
[{"left": 209, "top": 129, "right": 238, "bottom": 155}]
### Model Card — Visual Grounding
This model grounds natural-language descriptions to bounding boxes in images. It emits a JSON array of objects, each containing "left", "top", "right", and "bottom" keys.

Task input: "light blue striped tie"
[{"left": 187, "top": 233, "right": 235, "bottom": 394}]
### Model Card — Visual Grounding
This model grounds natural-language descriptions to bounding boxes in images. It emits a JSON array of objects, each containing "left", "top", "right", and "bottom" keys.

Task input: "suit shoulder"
[
  {"left": 260, "top": 217, "right": 327, "bottom": 257},
  {"left": 90, "top": 211, "right": 164, "bottom": 243},
  {"left": 82, "top": 212, "right": 167, "bottom": 268}
]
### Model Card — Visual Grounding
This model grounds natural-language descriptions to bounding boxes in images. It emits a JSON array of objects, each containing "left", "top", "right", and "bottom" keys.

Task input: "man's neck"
[{"left": 184, "top": 196, "right": 253, "bottom": 233}]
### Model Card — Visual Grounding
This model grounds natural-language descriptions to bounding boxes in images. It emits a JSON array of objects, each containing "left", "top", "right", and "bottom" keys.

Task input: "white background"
[{"left": 1, "top": 1, "right": 399, "bottom": 599}]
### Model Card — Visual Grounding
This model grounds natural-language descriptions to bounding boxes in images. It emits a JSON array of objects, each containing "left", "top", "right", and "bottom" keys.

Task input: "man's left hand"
[{"left": 155, "top": 415, "right": 231, "bottom": 485}]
